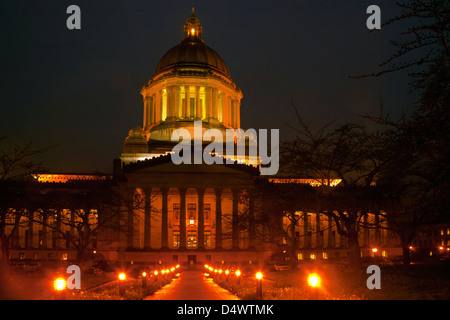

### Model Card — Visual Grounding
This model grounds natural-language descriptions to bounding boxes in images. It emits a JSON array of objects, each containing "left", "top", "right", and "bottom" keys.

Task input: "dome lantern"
[{"left": 184, "top": 7, "right": 203, "bottom": 41}]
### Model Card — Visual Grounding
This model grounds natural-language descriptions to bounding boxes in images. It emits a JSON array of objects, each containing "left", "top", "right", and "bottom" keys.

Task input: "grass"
[
  {"left": 211, "top": 263, "right": 450, "bottom": 300},
  {"left": 69, "top": 274, "right": 173, "bottom": 300}
]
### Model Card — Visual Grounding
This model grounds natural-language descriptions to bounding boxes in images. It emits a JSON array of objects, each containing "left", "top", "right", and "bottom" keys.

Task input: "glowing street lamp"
[
  {"left": 118, "top": 272, "right": 126, "bottom": 296},
  {"left": 256, "top": 272, "right": 263, "bottom": 299},
  {"left": 235, "top": 270, "right": 241, "bottom": 285},
  {"left": 141, "top": 271, "right": 147, "bottom": 288},
  {"left": 307, "top": 273, "right": 321, "bottom": 300},
  {"left": 53, "top": 277, "right": 67, "bottom": 300},
  {"left": 225, "top": 269, "right": 229, "bottom": 282},
  {"left": 307, "top": 273, "right": 320, "bottom": 288}
]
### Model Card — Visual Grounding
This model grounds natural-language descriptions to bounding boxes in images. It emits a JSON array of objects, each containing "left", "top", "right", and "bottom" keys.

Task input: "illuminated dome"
[
  {"left": 154, "top": 37, "right": 231, "bottom": 79},
  {"left": 122, "top": 8, "right": 244, "bottom": 162}
]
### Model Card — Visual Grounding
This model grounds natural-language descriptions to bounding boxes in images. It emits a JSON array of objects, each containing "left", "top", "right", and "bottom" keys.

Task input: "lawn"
[{"left": 212, "top": 262, "right": 450, "bottom": 300}]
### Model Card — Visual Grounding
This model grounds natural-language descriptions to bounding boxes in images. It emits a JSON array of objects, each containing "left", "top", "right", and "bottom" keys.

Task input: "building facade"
[{"left": 5, "top": 10, "right": 412, "bottom": 268}]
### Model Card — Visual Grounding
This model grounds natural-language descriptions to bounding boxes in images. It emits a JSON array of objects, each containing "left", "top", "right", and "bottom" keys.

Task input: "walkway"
[{"left": 144, "top": 269, "right": 240, "bottom": 300}]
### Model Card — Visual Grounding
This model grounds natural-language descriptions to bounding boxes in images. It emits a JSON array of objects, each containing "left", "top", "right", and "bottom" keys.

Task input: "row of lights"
[
  {"left": 204, "top": 264, "right": 264, "bottom": 299},
  {"left": 204, "top": 264, "right": 243, "bottom": 282},
  {"left": 53, "top": 264, "right": 182, "bottom": 299},
  {"left": 118, "top": 264, "right": 181, "bottom": 295}
]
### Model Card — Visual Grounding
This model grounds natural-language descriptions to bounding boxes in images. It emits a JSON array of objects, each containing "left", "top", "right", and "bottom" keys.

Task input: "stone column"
[
  {"left": 197, "top": 188, "right": 205, "bottom": 250},
  {"left": 161, "top": 188, "right": 169, "bottom": 249},
  {"left": 327, "top": 216, "right": 333, "bottom": 247},
  {"left": 182, "top": 88, "right": 187, "bottom": 118},
  {"left": 167, "top": 86, "right": 173, "bottom": 119},
  {"left": 316, "top": 213, "right": 321, "bottom": 248},
  {"left": 222, "top": 94, "right": 228, "bottom": 125},
  {"left": 212, "top": 88, "right": 218, "bottom": 119},
  {"left": 144, "top": 188, "right": 152, "bottom": 249},
  {"left": 215, "top": 188, "right": 223, "bottom": 249},
  {"left": 174, "top": 86, "right": 180, "bottom": 118},
  {"left": 195, "top": 86, "right": 201, "bottom": 119},
  {"left": 185, "top": 85, "right": 191, "bottom": 118},
  {"left": 28, "top": 215, "right": 34, "bottom": 248},
  {"left": 156, "top": 90, "right": 162, "bottom": 123},
  {"left": 41, "top": 213, "right": 48, "bottom": 248},
  {"left": 206, "top": 87, "right": 212, "bottom": 119},
  {"left": 179, "top": 187, "right": 187, "bottom": 249},
  {"left": 152, "top": 94, "right": 156, "bottom": 124},
  {"left": 143, "top": 96, "right": 148, "bottom": 128},
  {"left": 237, "top": 100, "right": 241, "bottom": 128},
  {"left": 303, "top": 214, "right": 309, "bottom": 249},
  {"left": 232, "top": 189, "right": 239, "bottom": 249}
]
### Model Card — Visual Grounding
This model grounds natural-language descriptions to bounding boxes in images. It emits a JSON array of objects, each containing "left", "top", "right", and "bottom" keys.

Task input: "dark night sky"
[{"left": 1, "top": 0, "right": 418, "bottom": 174}]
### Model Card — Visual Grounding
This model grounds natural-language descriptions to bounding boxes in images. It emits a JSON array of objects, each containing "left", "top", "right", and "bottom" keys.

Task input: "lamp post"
[
  {"left": 153, "top": 270, "right": 158, "bottom": 282},
  {"left": 225, "top": 269, "right": 229, "bottom": 282},
  {"left": 307, "top": 273, "right": 321, "bottom": 300},
  {"left": 53, "top": 277, "right": 67, "bottom": 300},
  {"left": 256, "top": 272, "right": 263, "bottom": 300},
  {"left": 235, "top": 270, "right": 241, "bottom": 285},
  {"left": 118, "top": 272, "right": 126, "bottom": 296},
  {"left": 141, "top": 271, "right": 147, "bottom": 289}
]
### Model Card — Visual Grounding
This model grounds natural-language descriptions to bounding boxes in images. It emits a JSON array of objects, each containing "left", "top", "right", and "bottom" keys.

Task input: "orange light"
[
  {"left": 256, "top": 272, "right": 263, "bottom": 280},
  {"left": 409, "top": 246, "right": 413, "bottom": 250},
  {"left": 191, "top": 28, "right": 195, "bottom": 35},
  {"left": 166, "top": 269, "right": 170, "bottom": 273},
  {"left": 54, "top": 278, "right": 66, "bottom": 291},
  {"left": 176, "top": 264, "right": 180, "bottom": 268},
  {"left": 372, "top": 248, "right": 378, "bottom": 253},
  {"left": 205, "top": 264, "right": 209, "bottom": 269},
  {"left": 142, "top": 272, "right": 147, "bottom": 277},
  {"left": 214, "top": 269, "right": 217, "bottom": 273},
  {"left": 154, "top": 270, "right": 158, "bottom": 276},
  {"left": 225, "top": 270, "right": 229, "bottom": 275},
  {"left": 219, "top": 269, "right": 223, "bottom": 274},
  {"left": 118, "top": 273, "right": 126, "bottom": 281},
  {"left": 161, "top": 270, "right": 165, "bottom": 274},
  {"left": 307, "top": 273, "right": 320, "bottom": 287},
  {"left": 439, "top": 246, "right": 444, "bottom": 250},
  {"left": 236, "top": 270, "right": 241, "bottom": 277}
]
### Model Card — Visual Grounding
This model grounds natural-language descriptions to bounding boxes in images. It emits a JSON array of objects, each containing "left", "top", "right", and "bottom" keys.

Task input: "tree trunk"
[
  {"left": 348, "top": 232, "right": 362, "bottom": 271},
  {"left": 0, "top": 234, "right": 10, "bottom": 266}
]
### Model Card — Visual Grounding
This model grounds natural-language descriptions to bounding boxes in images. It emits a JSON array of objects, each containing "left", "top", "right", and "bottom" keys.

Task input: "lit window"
[
  {"left": 297, "top": 253, "right": 303, "bottom": 260},
  {"left": 322, "top": 252, "right": 328, "bottom": 259},
  {"left": 191, "top": 28, "right": 195, "bottom": 35},
  {"left": 310, "top": 253, "right": 316, "bottom": 260}
]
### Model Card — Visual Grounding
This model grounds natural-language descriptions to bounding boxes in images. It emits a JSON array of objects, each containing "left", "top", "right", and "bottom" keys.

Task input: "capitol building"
[{"left": 5, "top": 10, "right": 401, "bottom": 268}]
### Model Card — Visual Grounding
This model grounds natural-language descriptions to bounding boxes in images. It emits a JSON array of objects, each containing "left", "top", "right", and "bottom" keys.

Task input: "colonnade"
[
  {"left": 126, "top": 186, "right": 255, "bottom": 251},
  {"left": 143, "top": 85, "right": 241, "bottom": 129}
]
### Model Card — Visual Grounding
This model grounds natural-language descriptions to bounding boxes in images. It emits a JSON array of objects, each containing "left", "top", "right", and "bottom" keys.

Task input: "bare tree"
[
  {"left": 0, "top": 136, "right": 49, "bottom": 266},
  {"left": 26, "top": 180, "right": 149, "bottom": 267},
  {"left": 281, "top": 108, "right": 389, "bottom": 270}
]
